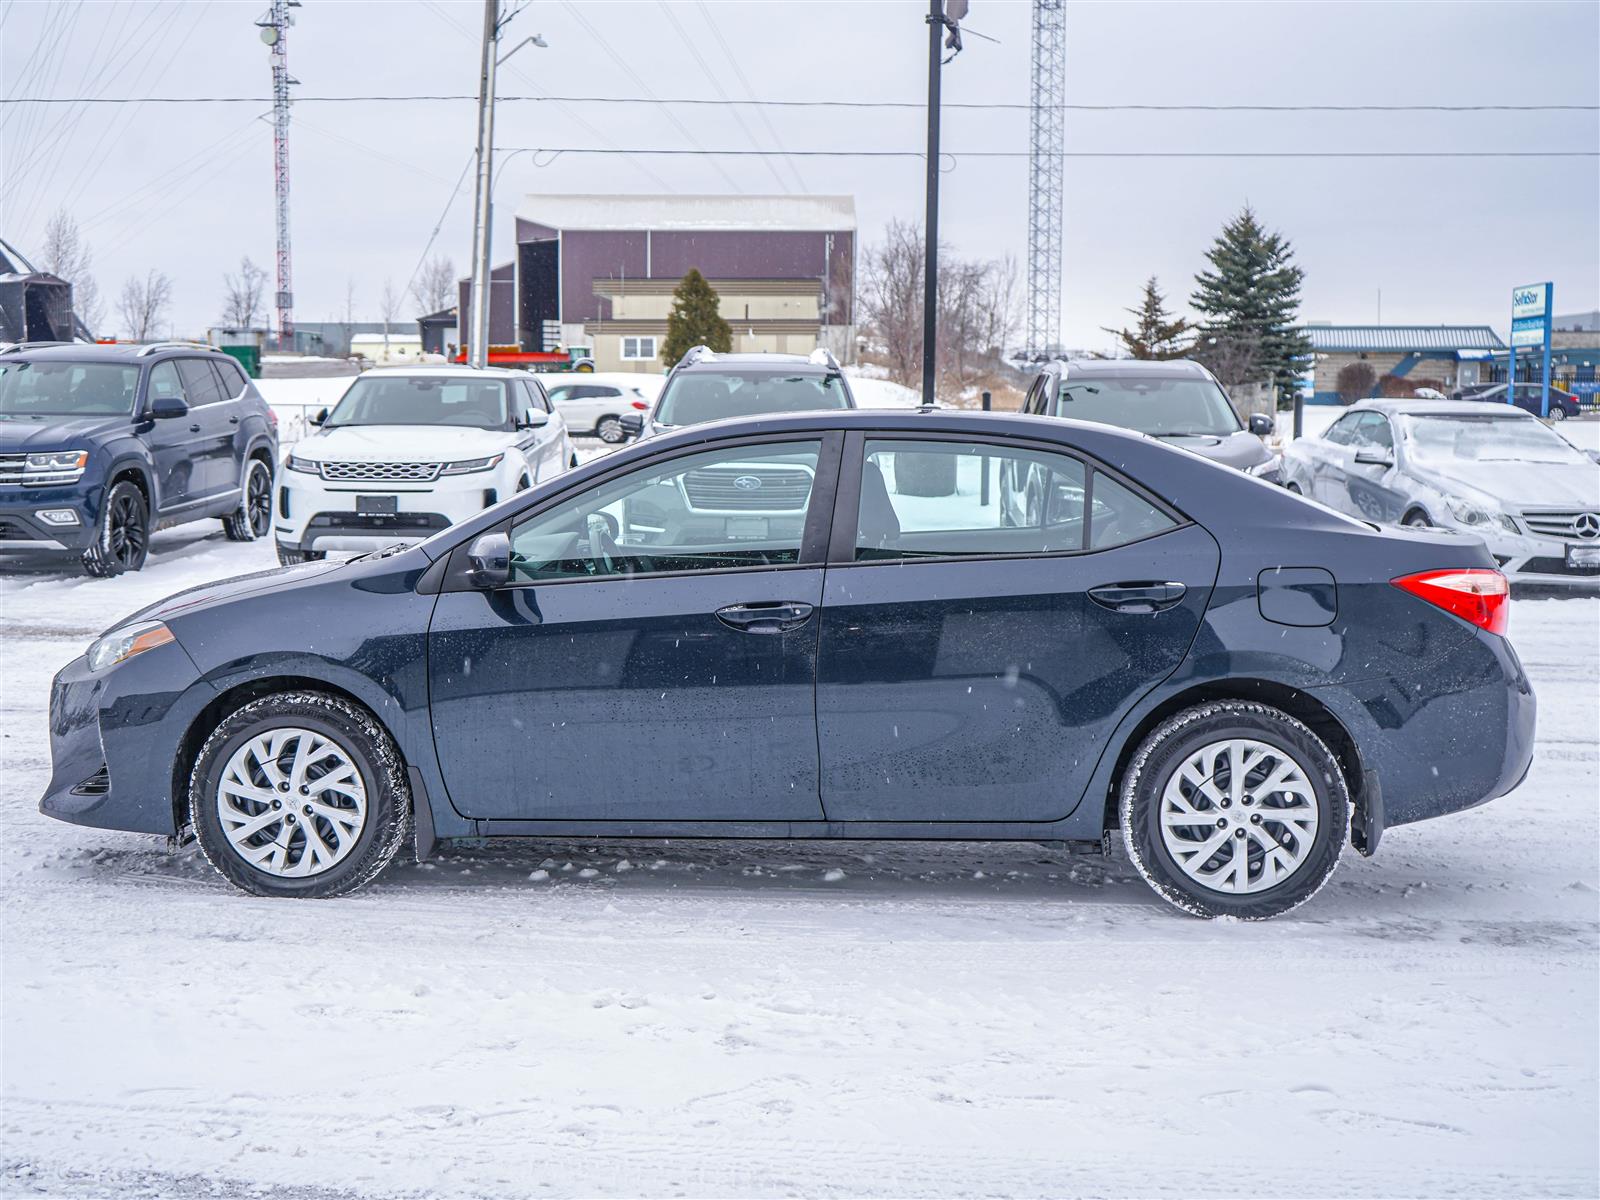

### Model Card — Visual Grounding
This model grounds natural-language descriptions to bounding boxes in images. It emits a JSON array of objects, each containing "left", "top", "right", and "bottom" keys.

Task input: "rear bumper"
[
  {"left": 39, "top": 641, "right": 212, "bottom": 835},
  {"left": 1310, "top": 628, "right": 1536, "bottom": 829}
]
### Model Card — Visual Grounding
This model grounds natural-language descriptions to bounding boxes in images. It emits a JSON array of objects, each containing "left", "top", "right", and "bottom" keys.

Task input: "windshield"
[
  {"left": 0, "top": 360, "right": 140, "bottom": 418},
  {"left": 1055, "top": 377, "right": 1242, "bottom": 437},
  {"left": 1400, "top": 414, "right": 1590, "bottom": 466},
  {"left": 324, "top": 376, "right": 510, "bottom": 429},
  {"left": 654, "top": 369, "right": 850, "bottom": 427}
]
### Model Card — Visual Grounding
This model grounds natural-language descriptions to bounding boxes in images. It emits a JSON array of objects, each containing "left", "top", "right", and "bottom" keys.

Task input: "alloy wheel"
[
  {"left": 1158, "top": 737, "right": 1320, "bottom": 895},
  {"left": 246, "top": 462, "right": 273, "bottom": 536},
  {"left": 597, "top": 417, "right": 625, "bottom": 444},
  {"left": 107, "top": 491, "right": 146, "bottom": 567},
  {"left": 215, "top": 726, "right": 368, "bottom": 877}
]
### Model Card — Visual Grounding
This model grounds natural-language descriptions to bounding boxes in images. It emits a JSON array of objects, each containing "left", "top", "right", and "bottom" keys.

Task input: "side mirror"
[
  {"left": 518, "top": 409, "right": 550, "bottom": 430},
  {"left": 465, "top": 531, "right": 511, "bottom": 589},
  {"left": 1248, "top": 413, "right": 1275, "bottom": 436},
  {"left": 1353, "top": 447, "right": 1394, "bottom": 467},
  {"left": 619, "top": 413, "right": 645, "bottom": 437},
  {"left": 310, "top": 407, "right": 329, "bottom": 427},
  {"left": 149, "top": 395, "right": 189, "bottom": 420}
]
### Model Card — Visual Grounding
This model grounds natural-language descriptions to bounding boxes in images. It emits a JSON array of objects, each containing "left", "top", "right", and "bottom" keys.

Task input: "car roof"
[
  {"left": 0, "top": 342, "right": 227, "bottom": 363},
  {"left": 676, "top": 352, "right": 829, "bottom": 372},
  {"left": 357, "top": 364, "right": 523, "bottom": 379},
  {"left": 639, "top": 406, "right": 1150, "bottom": 447},
  {"left": 1350, "top": 397, "right": 1535, "bottom": 418},
  {"left": 1050, "top": 358, "right": 1212, "bottom": 379}
]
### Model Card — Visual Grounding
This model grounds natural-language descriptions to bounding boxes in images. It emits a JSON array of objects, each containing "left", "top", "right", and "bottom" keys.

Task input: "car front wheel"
[
  {"left": 190, "top": 691, "right": 411, "bottom": 898},
  {"left": 1120, "top": 701, "right": 1348, "bottom": 919},
  {"left": 82, "top": 480, "right": 148, "bottom": 576}
]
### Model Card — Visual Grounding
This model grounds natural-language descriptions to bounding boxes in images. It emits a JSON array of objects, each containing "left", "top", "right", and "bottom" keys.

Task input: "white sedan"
[{"left": 274, "top": 366, "right": 572, "bottom": 564}]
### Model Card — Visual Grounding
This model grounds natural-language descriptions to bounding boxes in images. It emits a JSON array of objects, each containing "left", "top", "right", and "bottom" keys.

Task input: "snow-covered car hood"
[
  {"left": 294, "top": 424, "right": 515, "bottom": 463},
  {"left": 1418, "top": 458, "right": 1600, "bottom": 510},
  {"left": 1154, "top": 430, "right": 1272, "bottom": 472}
]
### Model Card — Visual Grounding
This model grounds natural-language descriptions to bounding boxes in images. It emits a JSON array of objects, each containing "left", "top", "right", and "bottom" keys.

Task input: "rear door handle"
[
  {"left": 715, "top": 601, "right": 815, "bottom": 635},
  {"left": 228, "top": 415, "right": 240, "bottom": 425},
  {"left": 1088, "top": 582, "right": 1187, "bottom": 614},
  {"left": 188, "top": 423, "right": 201, "bottom": 432}
]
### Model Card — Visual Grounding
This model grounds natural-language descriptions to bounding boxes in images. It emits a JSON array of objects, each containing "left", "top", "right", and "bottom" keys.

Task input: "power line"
[
  {"left": 5, "top": 94, "right": 1595, "bottom": 112},
  {"left": 494, "top": 146, "right": 1597, "bottom": 159}
]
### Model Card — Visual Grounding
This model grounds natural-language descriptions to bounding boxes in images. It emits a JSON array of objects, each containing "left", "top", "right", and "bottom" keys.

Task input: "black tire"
[
  {"left": 570, "top": 452, "right": 580, "bottom": 469},
  {"left": 82, "top": 480, "right": 148, "bottom": 577},
  {"left": 1285, "top": 482, "right": 1302, "bottom": 495},
  {"left": 275, "top": 544, "right": 326, "bottom": 566},
  {"left": 189, "top": 691, "right": 411, "bottom": 899},
  {"left": 596, "top": 415, "right": 626, "bottom": 444},
  {"left": 223, "top": 457, "right": 274, "bottom": 541},
  {"left": 1119, "top": 701, "right": 1348, "bottom": 920},
  {"left": 1403, "top": 509, "right": 1431, "bottom": 528}
]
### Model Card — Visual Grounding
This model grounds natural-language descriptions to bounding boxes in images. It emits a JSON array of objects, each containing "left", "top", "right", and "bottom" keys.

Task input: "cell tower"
[
  {"left": 257, "top": 1, "right": 299, "bottom": 349},
  {"left": 1026, "top": 0, "right": 1065, "bottom": 360}
]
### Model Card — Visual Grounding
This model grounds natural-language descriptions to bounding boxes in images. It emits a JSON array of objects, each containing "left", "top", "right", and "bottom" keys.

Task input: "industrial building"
[
  {"left": 457, "top": 195, "right": 857, "bottom": 373},
  {"left": 1305, "top": 325, "right": 1506, "bottom": 403}
]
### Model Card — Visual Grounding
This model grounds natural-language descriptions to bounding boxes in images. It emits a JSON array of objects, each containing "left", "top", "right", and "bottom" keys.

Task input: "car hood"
[
  {"left": 1418, "top": 458, "right": 1600, "bottom": 509},
  {"left": 0, "top": 414, "right": 130, "bottom": 449},
  {"left": 1154, "top": 430, "right": 1272, "bottom": 471},
  {"left": 115, "top": 559, "right": 348, "bottom": 633},
  {"left": 295, "top": 424, "right": 514, "bottom": 462}
]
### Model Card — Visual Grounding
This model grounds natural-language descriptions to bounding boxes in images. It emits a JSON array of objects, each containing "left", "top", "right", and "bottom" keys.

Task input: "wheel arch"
[
  {"left": 171, "top": 674, "right": 398, "bottom": 834},
  {"left": 1098, "top": 677, "right": 1364, "bottom": 835},
  {"left": 105, "top": 456, "right": 155, "bottom": 511}
]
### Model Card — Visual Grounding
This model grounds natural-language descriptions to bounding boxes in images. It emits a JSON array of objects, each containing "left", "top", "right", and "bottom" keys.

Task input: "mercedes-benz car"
[
  {"left": 1282, "top": 399, "right": 1600, "bottom": 588},
  {"left": 41, "top": 409, "right": 1533, "bottom": 920},
  {"left": 1021, "top": 358, "right": 1282, "bottom": 482},
  {"left": 275, "top": 366, "right": 574, "bottom": 564}
]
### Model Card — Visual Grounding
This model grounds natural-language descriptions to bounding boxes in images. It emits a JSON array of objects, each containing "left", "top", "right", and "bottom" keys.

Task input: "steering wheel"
[{"left": 584, "top": 514, "right": 616, "bottom": 575}]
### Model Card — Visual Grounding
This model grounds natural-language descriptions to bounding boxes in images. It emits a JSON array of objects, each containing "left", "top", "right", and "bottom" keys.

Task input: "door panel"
[
  {"left": 144, "top": 361, "right": 210, "bottom": 510},
  {"left": 174, "top": 358, "right": 236, "bottom": 499},
  {"left": 428, "top": 570, "right": 826, "bottom": 820}
]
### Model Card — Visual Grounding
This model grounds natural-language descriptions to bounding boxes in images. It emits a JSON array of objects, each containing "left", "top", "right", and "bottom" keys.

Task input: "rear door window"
[{"left": 176, "top": 358, "right": 224, "bottom": 406}]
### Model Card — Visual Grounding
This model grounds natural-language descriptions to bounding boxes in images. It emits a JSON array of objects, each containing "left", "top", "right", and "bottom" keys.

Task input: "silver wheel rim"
[
  {"left": 216, "top": 726, "right": 368, "bottom": 878},
  {"left": 1158, "top": 737, "right": 1320, "bottom": 895}
]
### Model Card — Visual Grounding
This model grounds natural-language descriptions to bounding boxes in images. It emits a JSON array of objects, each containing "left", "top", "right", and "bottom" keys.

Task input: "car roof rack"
[
  {"left": 0, "top": 340, "right": 75, "bottom": 353},
  {"left": 134, "top": 340, "right": 212, "bottom": 356},
  {"left": 807, "top": 346, "right": 841, "bottom": 371},
  {"left": 678, "top": 345, "right": 718, "bottom": 368}
]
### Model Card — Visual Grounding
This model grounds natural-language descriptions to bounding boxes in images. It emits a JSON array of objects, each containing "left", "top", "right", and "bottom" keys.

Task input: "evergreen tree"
[
  {"left": 662, "top": 269, "right": 732, "bottom": 367},
  {"left": 1102, "top": 276, "right": 1192, "bottom": 359},
  {"left": 1190, "top": 206, "right": 1311, "bottom": 403}
]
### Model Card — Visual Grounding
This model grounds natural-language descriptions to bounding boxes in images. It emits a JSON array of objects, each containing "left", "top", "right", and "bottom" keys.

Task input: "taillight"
[
  {"left": 1392, "top": 569, "right": 1509, "bottom": 636},
  {"left": 631, "top": 399, "right": 649, "bottom": 410}
]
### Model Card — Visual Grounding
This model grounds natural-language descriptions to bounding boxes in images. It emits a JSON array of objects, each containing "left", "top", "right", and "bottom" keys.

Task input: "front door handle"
[
  {"left": 1088, "top": 581, "right": 1187, "bottom": 614},
  {"left": 228, "top": 415, "right": 240, "bottom": 425},
  {"left": 715, "top": 601, "right": 815, "bottom": 635}
]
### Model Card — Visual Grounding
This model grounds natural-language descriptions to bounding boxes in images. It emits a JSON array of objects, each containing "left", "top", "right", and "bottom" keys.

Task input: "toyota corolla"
[{"left": 41, "top": 410, "right": 1534, "bottom": 919}]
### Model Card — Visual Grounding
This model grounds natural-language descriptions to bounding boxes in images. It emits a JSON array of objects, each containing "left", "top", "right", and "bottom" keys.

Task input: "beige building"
[{"left": 587, "top": 278, "right": 826, "bottom": 373}]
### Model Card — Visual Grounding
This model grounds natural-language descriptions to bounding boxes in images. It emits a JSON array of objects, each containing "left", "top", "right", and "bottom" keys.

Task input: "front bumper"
[
  {"left": 1470, "top": 527, "right": 1600, "bottom": 588},
  {"left": 0, "top": 489, "right": 99, "bottom": 555},
  {"left": 275, "top": 471, "right": 507, "bottom": 553},
  {"left": 39, "top": 639, "right": 212, "bottom": 835}
]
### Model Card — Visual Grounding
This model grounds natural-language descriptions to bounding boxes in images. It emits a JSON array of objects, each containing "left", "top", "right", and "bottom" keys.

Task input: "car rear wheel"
[
  {"left": 223, "top": 458, "right": 274, "bottom": 541},
  {"left": 190, "top": 692, "right": 411, "bottom": 898},
  {"left": 82, "top": 480, "right": 148, "bottom": 577},
  {"left": 596, "top": 415, "right": 626, "bottom": 443},
  {"left": 1548, "top": 406, "right": 1568, "bottom": 421},
  {"left": 1120, "top": 701, "right": 1348, "bottom": 919}
]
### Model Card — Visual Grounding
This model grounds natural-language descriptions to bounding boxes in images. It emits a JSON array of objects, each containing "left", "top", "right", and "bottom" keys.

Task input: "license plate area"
[
  {"left": 357, "top": 495, "right": 397, "bottom": 517},
  {"left": 1567, "top": 544, "right": 1600, "bottom": 567}
]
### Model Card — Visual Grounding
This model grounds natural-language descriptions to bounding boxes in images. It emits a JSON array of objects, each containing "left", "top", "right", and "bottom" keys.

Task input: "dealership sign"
[{"left": 1507, "top": 281, "right": 1555, "bottom": 414}]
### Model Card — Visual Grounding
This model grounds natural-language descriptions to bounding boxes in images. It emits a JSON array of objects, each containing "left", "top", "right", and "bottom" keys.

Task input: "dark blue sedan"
[{"left": 39, "top": 410, "right": 1535, "bottom": 918}]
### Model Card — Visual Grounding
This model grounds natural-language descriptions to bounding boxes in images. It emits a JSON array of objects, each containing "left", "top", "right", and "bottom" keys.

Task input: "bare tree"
[
  {"left": 860, "top": 219, "right": 926, "bottom": 387},
  {"left": 39, "top": 209, "right": 103, "bottom": 332},
  {"left": 378, "top": 278, "right": 402, "bottom": 359},
  {"left": 411, "top": 256, "right": 457, "bottom": 315},
  {"left": 220, "top": 256, "right": 269, "bottom": 328},
  {"left": 118, "top": 270, "right": 173, "bottom": 341}
]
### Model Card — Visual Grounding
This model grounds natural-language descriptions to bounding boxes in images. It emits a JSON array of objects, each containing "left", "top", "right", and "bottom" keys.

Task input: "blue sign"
[{"left": 1507, "top": 281, "right": 1554, "bottom": 416}]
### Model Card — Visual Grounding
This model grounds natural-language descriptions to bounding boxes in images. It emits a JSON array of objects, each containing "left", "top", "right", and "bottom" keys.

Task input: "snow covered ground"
[{"left": 2, "top": 433, "right": 1597, "bottom": 1198}]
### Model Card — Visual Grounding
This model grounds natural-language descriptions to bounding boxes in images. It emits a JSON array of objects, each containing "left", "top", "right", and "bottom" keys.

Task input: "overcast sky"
[{"left": 2, "top": 0, "right": 1596, "bottom": 349}]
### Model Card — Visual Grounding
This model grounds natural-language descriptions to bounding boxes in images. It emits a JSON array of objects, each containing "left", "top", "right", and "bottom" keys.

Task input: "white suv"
[
  {"left": 275, "top": 366, "right": 572, "bottom": 563},
  {"left": 543, "top": 375, "right": 656, "bottom": 443}
]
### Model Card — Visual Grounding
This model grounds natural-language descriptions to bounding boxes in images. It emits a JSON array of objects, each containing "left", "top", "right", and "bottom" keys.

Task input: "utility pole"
[
  {"left": 920, "top": 0, "right": 944, "bottom": 406},
  {"left": 258, "top": 0, "right": 299, "bottom": 351},
  {"left": 468, "top": 0, "right": 502, "bottom": 369},
  {"left": 1025, "top": 0, "right": 1065, "bottom": 361}
]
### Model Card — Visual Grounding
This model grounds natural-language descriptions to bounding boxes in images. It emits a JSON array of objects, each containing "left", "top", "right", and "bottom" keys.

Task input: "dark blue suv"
[{"left": 0, "top": 342, "right": 278, "bottom": 575}]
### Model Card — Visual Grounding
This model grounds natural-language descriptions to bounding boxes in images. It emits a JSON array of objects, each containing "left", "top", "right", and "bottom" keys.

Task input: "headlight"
[
  {"left": 86, "top": 620, "right": 175, "bottom": 673},
  {"left": 21, "top": 449, "right": 88, "bottom": 485},
  {"left": 1246, "top": 454, "right": 1283, "bottom": 481},
  {"left": 285, "top": 452, "right": 320, "bottom": 474},
  {"left": 440, "top": 454, "right": 504, "bottom": 475},
  {"left": 1445, "top": 497, "right": 1518, "bottom": 535}
]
